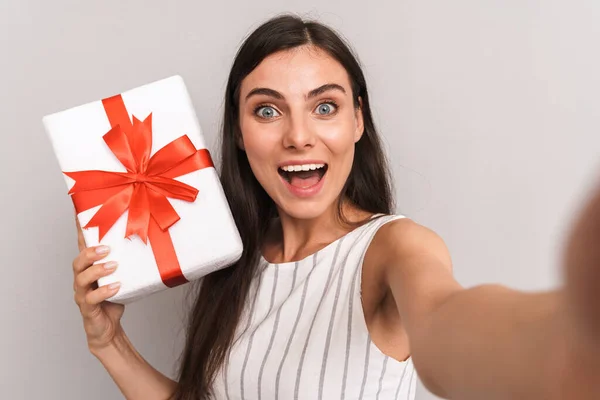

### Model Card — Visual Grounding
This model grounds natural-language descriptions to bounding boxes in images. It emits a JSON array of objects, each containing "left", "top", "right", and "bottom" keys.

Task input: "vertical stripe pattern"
[
  {"left": 212, "top": 214, "right": 416, "bottom": 400},
  {"left": 241, "top": 263, "right": 279, "bottom": 399},
  {"left": 394, "top": 359, "right": 411, "bottom": 399},
  {"left": 257, "top": 263, "right": 297, "bottom": 400},
  {"left": 275, "top": 256, "right": 318, "bottom": 400},
  {"left": 224, "top": 261, "right": 267, "bottom": 400},
  {"left": 358, "top": 333, "right": 372, "bottom": 399},
  {"left": 294, "top": 239, "right": 344, "bottom": 399},
  {"left": 375, "top": 356, "right": 389, "bottom": 400}
]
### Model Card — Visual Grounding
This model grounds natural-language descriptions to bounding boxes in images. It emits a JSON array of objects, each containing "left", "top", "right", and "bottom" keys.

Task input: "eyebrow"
[{"left": 244, "top": 83, "right": 347, "bottom": 102}]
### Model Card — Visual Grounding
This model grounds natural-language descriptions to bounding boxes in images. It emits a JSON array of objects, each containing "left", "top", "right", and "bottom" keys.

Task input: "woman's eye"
[
  {"left": 255, "top": 106, "right": 280, "bottom": 119},
  {"left": 315, "top": 102, "right": 337, "bottom": 115}
]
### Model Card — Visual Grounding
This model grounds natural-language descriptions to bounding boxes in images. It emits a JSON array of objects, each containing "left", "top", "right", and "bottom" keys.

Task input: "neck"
[{"left": 264, "top": 199, "right": 373, "bottom": 263}]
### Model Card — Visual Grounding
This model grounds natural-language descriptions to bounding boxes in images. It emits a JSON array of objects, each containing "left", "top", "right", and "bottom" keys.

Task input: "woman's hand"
[
  {"left": 557, "top": 174, "right": 600, "bottom": 398},
  {"left": 72, "top": 215, "right": 125, "bottom": 354}
]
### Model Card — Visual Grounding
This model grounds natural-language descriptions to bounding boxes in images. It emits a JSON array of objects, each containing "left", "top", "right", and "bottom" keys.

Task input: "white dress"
[{"left": 211, "top": 214, "right": 417, "bottom": 399}]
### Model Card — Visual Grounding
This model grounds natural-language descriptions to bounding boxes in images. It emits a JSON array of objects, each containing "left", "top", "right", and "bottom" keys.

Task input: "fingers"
[
  {"left": 75, "top": 261, "right": 118, "bottom": 290},
  {"left": 71, "top": 214, "right": 122, "bottom": 319},
  {"left": 72, "top": 245, "right": 110, "bottom": 275},
  {"left": 73, "top": 262, "right": 121, "bottom": 317},
  {"left": 72, "top": 245, "right": 120, "bottom": 317},
  {"left": 74, "top": 281, "right": 121, "bottom": 319},
  {"left": 82, "top": 282, "right": 122, "bottom": 308}
]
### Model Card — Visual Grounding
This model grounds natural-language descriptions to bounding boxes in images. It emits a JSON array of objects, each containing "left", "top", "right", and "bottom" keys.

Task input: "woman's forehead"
[{"left": 239, "top": 46, "right": 352, "bottom": 100}]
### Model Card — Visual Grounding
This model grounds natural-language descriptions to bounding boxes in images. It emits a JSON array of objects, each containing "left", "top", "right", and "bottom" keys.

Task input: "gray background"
[{"left": 1, "top": 1, "right": 599, "bottom": 399}]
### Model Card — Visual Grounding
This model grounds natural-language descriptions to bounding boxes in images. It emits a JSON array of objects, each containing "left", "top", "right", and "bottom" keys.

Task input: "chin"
[{"left": 275, "top": 193, "right": 343, "bottom": 221}]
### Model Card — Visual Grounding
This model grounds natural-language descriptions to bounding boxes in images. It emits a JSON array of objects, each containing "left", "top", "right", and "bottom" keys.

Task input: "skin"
[
  {"left": 71, "top": 44, "right": 600, "bottom": 399},
  {"left": 236, "top": 45, "right": 409, "bottom": 361},
  {"left": 238, "top": 45, "right": 368, "bottom": 262}
]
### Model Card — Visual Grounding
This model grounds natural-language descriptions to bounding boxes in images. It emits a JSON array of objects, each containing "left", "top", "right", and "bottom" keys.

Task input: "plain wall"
[{"left": 1, "top": 1, "right": 599, "bottom": 399}]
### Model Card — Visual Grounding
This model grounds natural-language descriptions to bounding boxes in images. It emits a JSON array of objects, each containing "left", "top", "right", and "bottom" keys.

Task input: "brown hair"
[{"left": 173, "top": 13, "right": 394, "bottom": 399}]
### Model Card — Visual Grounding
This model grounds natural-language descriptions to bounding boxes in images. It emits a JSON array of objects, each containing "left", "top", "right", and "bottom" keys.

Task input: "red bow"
[{"left": 65, "top": 94, "right": 214, "bottom": 287}]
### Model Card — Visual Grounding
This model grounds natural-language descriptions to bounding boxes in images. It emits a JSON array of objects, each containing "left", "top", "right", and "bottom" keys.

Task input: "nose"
[{"left": 282, "top": 115, "right": 316, "bottom": 150}]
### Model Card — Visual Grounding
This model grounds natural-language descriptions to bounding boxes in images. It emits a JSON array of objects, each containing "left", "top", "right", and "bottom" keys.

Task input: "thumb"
[{"left": 74, "top": 210, "right": 86, "bottom": 252}]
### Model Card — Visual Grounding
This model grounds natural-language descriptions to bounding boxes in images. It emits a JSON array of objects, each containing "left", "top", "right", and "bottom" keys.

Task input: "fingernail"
[
  {"left": 95, "top": 245, "right": 110, "bottom": 254},
  {"left": 104, "top": 261, "right": 118, "bottom": 270},
  {"left": 108, "top": 282, "right": 121, "bottom": 290}
]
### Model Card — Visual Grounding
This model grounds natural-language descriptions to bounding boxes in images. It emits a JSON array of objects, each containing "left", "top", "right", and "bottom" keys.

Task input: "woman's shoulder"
[
  {"left": 364, "top": 215, "right": 453, "bottom": 274},
  {"left": 360, "top": 216, "right": 453, "bottom": 317}
]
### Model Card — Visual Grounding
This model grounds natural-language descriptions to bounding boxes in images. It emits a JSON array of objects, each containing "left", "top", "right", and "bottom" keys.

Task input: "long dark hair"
[{"left": 173, "top": 13, "right": 394, "bottom": 399}]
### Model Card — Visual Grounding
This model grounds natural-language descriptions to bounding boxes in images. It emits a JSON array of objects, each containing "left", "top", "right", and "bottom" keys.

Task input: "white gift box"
[{"left": 43, "top": 75, "right": 243, "bottom": 304}]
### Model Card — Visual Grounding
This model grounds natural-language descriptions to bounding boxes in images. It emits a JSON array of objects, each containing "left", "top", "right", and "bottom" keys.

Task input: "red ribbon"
[{"left": 65, "top": 94, "right": 214, "bottom": 287}]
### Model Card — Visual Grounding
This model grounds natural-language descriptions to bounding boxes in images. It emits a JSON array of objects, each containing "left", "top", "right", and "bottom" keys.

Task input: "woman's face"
[{"left": 238, "top": 45, "right": 364, "bottom": 220}]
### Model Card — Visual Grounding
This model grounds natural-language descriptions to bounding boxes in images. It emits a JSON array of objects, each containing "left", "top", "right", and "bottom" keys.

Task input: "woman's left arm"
[{"left": 377, "top": 182, "right": 600, "bottom": 400}]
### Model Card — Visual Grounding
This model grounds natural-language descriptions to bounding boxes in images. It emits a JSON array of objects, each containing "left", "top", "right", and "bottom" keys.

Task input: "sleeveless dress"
[{"left": 211, "top": 214, "right": 418, "bottom": 400}]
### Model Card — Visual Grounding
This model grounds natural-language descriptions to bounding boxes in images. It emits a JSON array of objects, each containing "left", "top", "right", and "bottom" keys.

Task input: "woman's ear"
[{"left": 354, "top": 96, "right": 364, "bottom": 142}]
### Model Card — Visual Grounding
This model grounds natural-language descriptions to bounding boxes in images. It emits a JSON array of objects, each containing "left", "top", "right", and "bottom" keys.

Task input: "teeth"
[{"left": 281, "top": 163, "right": 325, "bottom": 172}]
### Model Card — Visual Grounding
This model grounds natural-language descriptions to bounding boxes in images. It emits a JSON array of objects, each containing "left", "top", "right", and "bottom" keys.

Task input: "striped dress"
[{"left": 211, "top": 214, "right": 417, "bottom": 399}]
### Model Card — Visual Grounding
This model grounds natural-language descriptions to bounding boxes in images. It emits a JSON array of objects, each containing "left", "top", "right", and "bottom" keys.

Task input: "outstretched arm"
[{"left": 375, "top": 179, "right": 600, "bottom": 399}]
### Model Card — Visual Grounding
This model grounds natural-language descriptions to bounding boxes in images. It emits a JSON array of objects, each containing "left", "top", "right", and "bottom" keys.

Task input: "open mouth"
[{"left": 278, "top": 164, "right": 328, "bottom": 189}]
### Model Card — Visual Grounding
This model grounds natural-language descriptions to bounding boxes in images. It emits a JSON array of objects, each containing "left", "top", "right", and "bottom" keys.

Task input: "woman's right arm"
[{"left": 72, "top": 216, "right": 178, "bottom": 400}]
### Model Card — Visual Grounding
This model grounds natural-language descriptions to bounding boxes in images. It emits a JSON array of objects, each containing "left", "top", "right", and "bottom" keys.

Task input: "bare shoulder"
[
  {"left": 362, "top": 216, "right": 455, "bottom": 307},
  {"left": 367, "top": 216, "right": 453, "bottom": 274},
  {"left": 363, "top": 216, "right": 462, "bottom": 338},
  {"left": 361, "top": 216, "right": 461, "bottom": 360}
]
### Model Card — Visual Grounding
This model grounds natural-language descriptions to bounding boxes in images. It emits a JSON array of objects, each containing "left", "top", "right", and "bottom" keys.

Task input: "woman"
[{"left": 71, "top": 14, "right": 600, "bottom": 400}]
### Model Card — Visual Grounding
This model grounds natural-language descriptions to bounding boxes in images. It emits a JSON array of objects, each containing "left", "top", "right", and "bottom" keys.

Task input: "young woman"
[{"left": 71, "top": 14, "right": 600, "bottom": 400}]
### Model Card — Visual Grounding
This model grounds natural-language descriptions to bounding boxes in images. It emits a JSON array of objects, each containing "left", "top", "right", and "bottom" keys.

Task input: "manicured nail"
[
  {"left": 108, "top": 282, "right": 121, "bottom": 290},
  {"left": 104, "top": 261, "right": 118, "bottom": 270},
  {"left": 95, "top": 245, "right": 110, "bottom": 254}
]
